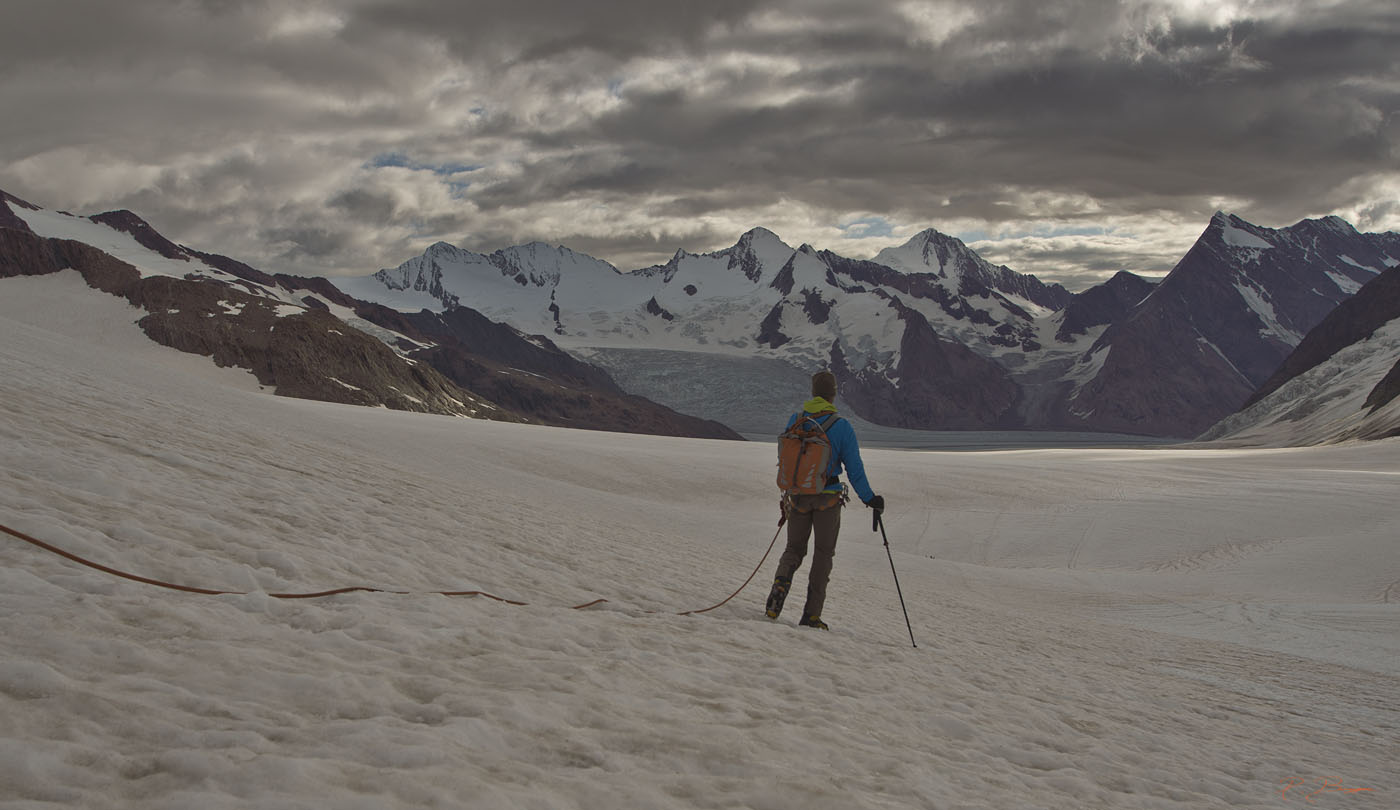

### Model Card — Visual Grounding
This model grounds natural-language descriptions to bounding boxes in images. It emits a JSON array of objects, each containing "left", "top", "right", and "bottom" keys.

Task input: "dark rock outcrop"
[
  {"left": 756, "top": 302, "right": 789, "bottom": 349},
  {"left": 645, "top": 296, "right": 675, "bottom": 321},
  {"left": 89, "top": 210, "right": 189, "bottom": 261},
  {"left": 1055, "top": 271, "right": 1157, "bottom": 342},
  {"left": 1, "top": 191, "right": 38, "bottom": 233},
  {"left": 399, "top": 306, "right": 620, "bottom": 393},
  {"left": 1363, "top": 359, "right": 1400, "bottom": 416},
  {"left": 801, "top": 290, "right": 831, "bottom": 325},
  {"left": 832, "top": 299, "right": 1019, "bottom": 429},
  {"left": 0, "top": 227, "right": 61, "bottom": 277}
]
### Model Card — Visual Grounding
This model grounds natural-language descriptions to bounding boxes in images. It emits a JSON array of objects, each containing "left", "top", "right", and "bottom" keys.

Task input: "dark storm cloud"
[
  {"left": 531, "top": 5, "right": 1394, "bottom": 213},
  {"left": 350, "top": 0, "right": 768, "bottom": 61},
  {"left": 1, "top": 0, "right": 1396, "bottom": 287},
  {"left": 328, "top": 189, "right": 400, "bottom": 224}
]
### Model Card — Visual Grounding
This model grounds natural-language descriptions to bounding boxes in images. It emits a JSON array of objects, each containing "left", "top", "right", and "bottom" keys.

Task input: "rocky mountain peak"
[
  {"left": 1, "top": 189, "right": 41, "bottom": 211},
  {"left": 724, "top": 227, "right": 795, "bottom": 283},
  {"left": 89, "top": 210, "right": 190, "bottom": 261}
]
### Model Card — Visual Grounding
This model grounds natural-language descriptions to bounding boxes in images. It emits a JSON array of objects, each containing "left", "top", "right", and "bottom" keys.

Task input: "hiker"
[{"left": 767, "top": 370, "right": 883, "bottom": 630}]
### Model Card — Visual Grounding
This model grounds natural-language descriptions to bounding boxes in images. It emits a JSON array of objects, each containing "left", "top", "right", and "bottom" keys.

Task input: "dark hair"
[{"left": 811, "top": 370, "right": 837, "bottom": 401}]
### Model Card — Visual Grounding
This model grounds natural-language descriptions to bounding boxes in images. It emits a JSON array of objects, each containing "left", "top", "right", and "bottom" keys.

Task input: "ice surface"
[
  {"left": 1202, "top": 318, "right": 1400, "bottom": 445},
  {"left": 1233, "top": 279, "right": 1303, "bottom": 343},
  {"left": 1326, "top": 269, "right": 1365, "bottom": 295},
  {"left": 2, "top": 272, "right": 1398, "bottom": 809},
  {"left": 1220, "top": 223, "right": 1275, "bottom": 251}
]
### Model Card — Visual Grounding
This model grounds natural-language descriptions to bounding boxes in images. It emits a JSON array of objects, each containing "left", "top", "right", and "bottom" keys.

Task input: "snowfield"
[{"left": 2, "top": 272, "right": 1397, "bottom": 809}]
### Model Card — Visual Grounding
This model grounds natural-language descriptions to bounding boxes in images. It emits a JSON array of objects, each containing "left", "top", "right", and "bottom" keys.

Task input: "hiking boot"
[
  {"left": 765, "top": 576, "right": 792, "bottom": 619},
  {"left": 798, "top": 614, "right": 829, "bottom": 630}
]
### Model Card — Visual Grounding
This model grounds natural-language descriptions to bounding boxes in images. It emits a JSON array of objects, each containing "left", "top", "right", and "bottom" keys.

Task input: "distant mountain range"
[
  {"left": 4, "top": 186, "right": 1398, "bottom": 443},
  {"left": 336, "top": 210, "right": 1399, "bottom": 438}
]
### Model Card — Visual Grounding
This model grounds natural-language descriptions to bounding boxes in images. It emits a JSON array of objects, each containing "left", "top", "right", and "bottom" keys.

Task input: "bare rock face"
[
  {"left": 0, "top": 227, "right": 60, "bottom": 276},
  {"left": 1363, "top": 359, "right": 1400, "bottom": 419},
  {"left": 1055, "top": 271, "right": 1156, "bottom": 343},
  {"left": 1068, "top": 302, "right": 1258, "bottom": 436},
  {"left": 832, "top": 301, "right": 1019, "bottom": 430}
]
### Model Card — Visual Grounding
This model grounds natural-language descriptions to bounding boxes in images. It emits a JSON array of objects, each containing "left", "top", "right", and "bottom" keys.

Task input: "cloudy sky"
[{"left": 2, "top": 0, "right": 1397, "bottom": 289}]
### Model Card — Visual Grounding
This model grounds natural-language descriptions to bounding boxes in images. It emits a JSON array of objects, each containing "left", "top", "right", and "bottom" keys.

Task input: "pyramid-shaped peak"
[
  {"left": 720, "top": 227, "right": 797, "bottom": 283},
  {"left": 901, "top": 227, "right": 968, "bottom": 248},
  {"left": 91, "top": 209, "right": 157, "bottom": 230},
  {"left": 1209, "top": 210, "right": 1260, "bottom": 230},
  {"left": 734, "top": 226, "right": 793, "bottom": 249}
]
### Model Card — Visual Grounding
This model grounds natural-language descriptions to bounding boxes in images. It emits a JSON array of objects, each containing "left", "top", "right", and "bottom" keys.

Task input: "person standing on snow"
[{"left": 766, "top": 370, "right": 883, "bottom": 630}]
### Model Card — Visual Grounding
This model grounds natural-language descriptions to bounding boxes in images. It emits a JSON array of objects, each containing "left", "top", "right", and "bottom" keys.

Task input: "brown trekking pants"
[{"left": 777, "top": 494, "right": 843, "bottom": 620}]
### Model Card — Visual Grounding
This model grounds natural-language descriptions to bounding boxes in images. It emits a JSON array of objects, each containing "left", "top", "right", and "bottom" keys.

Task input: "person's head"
[{"left": 811, "top": 370, "right": 837, "bottom": 402}]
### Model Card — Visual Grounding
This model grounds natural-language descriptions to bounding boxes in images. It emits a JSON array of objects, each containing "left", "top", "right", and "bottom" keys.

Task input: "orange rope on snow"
[
  {"left": 0, "top": 517, "right": 785, "bottom": 616},
  {"left": 679, "top": 517, "right": 785, "bottom": 615}
]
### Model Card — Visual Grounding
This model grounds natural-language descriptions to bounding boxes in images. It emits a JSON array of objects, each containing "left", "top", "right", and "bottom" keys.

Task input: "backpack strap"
[
  {"left": 797, "top": 412, "right": 840, "bottom": 432},
  {"left": 799, "top": 412, "right": 842, "bottom": 487}
]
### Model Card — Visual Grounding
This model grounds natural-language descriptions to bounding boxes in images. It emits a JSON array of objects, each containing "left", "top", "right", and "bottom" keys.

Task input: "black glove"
[{"left": 864, "top": 495, "right": 885, "bottom": 512}]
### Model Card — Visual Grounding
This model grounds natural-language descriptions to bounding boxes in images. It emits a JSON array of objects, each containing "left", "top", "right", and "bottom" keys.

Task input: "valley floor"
[{"left": 2, "top": 272, "right": 1397, "bottom": 809}]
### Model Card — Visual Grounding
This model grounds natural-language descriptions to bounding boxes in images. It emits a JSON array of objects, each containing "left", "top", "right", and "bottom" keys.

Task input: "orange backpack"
[{"left": 776, "top": 413, "right": 839, "bottom": 496}]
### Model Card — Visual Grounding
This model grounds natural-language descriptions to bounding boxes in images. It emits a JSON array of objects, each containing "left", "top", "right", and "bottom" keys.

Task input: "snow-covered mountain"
[
  {"left": 337, "top": 227, "right": 1092, "bottom": 432},
  {"left": 341, "top": 214, "right": 1400, "bottom": 438},
  {"left": 1200, "top": 265, "right": 1400, "bottom": 445},
  {"left": 0, "top": 191, "right": 739, "bottom": 440}
]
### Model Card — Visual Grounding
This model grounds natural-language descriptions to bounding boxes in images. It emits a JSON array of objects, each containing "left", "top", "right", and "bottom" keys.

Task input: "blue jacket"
[{"left": 785, "top": 398, "right": 875, "bottom": 504}]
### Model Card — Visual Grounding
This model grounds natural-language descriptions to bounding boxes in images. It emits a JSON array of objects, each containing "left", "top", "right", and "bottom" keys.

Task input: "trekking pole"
[{"left": 874, "top": 510, "right": 917, "bottom": 648}]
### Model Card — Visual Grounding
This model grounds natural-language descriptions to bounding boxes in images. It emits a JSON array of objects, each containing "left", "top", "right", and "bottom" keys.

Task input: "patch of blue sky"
[
  {"left": 367, "top": 152, "right": 481, "bottom": 177},
  {"left": 839, "top": 216, "right": 896, "bottom": 239}
]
